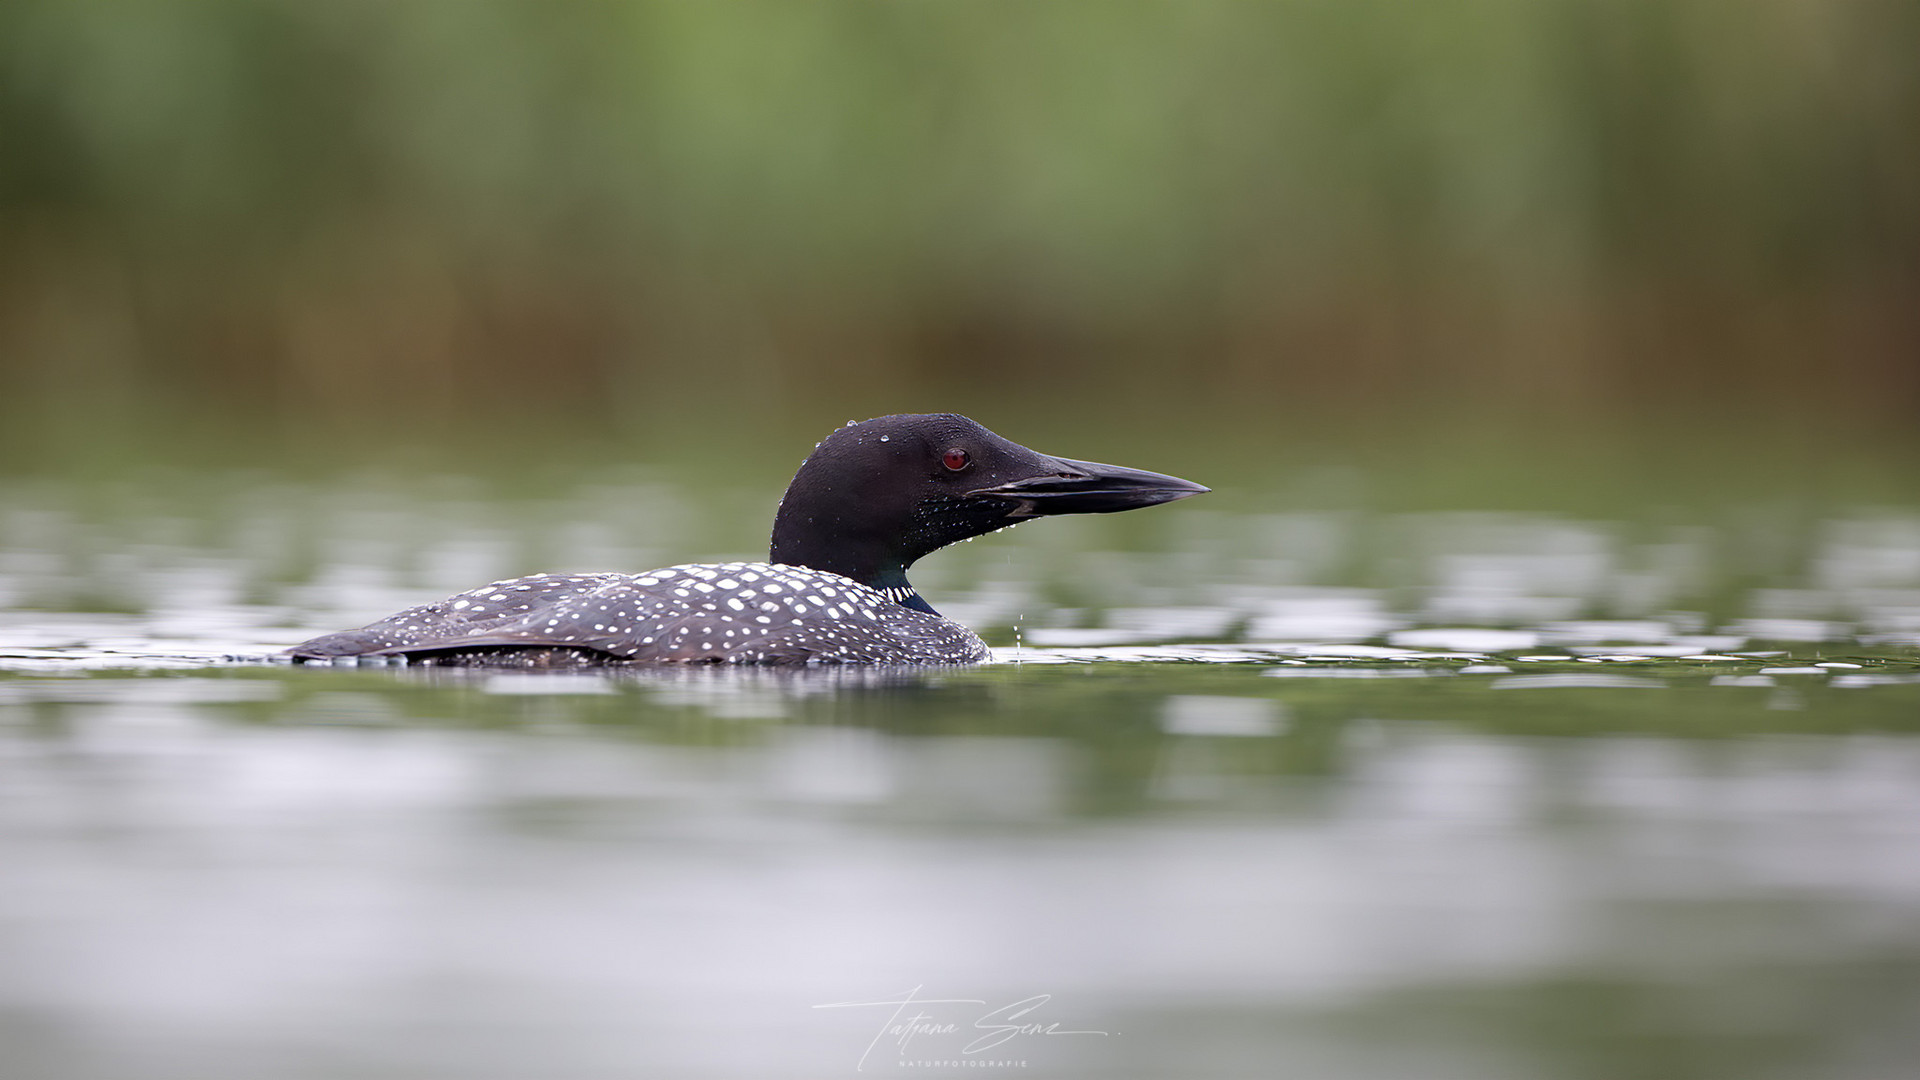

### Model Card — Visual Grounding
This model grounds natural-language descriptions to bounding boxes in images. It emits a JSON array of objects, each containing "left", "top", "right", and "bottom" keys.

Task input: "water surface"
[{"left": 3, "top": 470, "right": 1918, "bottom": 1079}]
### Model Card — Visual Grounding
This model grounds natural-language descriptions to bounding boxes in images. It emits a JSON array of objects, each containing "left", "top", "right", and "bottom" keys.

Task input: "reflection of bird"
[{"left": 289, "top": 414, "right": 1207, "bottom": 666}]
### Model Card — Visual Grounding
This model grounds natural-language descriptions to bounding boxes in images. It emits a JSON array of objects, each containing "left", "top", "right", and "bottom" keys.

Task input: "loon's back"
[{"left": 291, "top": 562, "right": 988, "bottom": 666}]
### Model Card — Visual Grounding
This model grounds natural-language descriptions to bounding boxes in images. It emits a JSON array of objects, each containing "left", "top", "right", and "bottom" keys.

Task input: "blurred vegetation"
[{"left": 1, "top": 0, "right": 1917, "bottom": 466}]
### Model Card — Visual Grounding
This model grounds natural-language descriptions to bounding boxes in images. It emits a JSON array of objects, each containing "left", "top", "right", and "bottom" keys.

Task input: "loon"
[{"left": 288, "top": 413, "right": 1206, "bottom": 666}]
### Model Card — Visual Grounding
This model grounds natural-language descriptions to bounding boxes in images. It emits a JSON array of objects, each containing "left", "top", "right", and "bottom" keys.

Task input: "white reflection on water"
[
  {"left": 481, "top": 674, "right": 618, "bottom": 696},
  {"left": 1490, "top": 673, "right": 1666, "bottom": 690},
  {"left": 1, "top": 695, "right": 1917, "bottom": 1079},
  {"left": 1160, "top": 695, "right": 1288, "bottom": 737},
  {"left": 1242, "top": 588, "right": 1402, "bottom": 642},
  {"left": 1390, "top": 627, "right": 1541, "bottom": 652}
]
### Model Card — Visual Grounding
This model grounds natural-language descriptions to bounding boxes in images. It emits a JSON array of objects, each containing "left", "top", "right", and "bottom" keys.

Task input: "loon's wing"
[
  {"left": 355, "top": 575, "right": 729, "bottom": 661},
  {"left": 288, "top": 571, "right": 770, "bottom": 662},
  {"left": 285, "top": 573, "right": 632, "bottom": 658}
]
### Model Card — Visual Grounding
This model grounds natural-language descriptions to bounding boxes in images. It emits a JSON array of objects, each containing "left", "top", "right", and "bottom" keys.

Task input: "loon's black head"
[{"left": 768, "top": 413, "right": 1207, "bottom": 607}]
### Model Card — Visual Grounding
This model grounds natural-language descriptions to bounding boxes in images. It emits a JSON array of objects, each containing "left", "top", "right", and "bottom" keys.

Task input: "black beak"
[{"left": 967, "top": 457, "right": 1210, "bottom": 518}]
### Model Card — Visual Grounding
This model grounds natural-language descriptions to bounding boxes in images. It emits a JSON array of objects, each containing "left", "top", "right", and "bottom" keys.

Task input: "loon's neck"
[
  {"left": 869, "top": 569, "right": 935, "bottom": 614},
  {"left": 765, "top": 532, "right": 934, "bottom": 614}
]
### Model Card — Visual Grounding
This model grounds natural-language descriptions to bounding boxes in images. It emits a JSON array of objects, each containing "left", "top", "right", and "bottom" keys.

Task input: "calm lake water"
[{"left": 3, "top": 467, "right": 1919, "bottom": 1079}]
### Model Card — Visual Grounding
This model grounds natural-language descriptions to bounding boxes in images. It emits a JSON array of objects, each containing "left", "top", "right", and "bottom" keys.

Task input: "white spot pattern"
[{"left": 288, "top": 562, "right": 989, "bottom": 666}]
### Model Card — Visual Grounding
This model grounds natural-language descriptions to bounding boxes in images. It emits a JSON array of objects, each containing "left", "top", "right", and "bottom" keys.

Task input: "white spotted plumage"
[{"left": 292, "top": 562, "right": 988, "bottom": 666}]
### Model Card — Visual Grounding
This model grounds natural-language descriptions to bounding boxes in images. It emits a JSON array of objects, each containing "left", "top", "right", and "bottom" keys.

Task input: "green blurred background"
[{"left": 2, "top": 0, "right": 1917, "bottom": 478}]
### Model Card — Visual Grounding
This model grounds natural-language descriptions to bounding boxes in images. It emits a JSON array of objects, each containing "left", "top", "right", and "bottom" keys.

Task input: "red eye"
[{"left": 942, "top": 448, "right": 970, "bottom": 471}]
